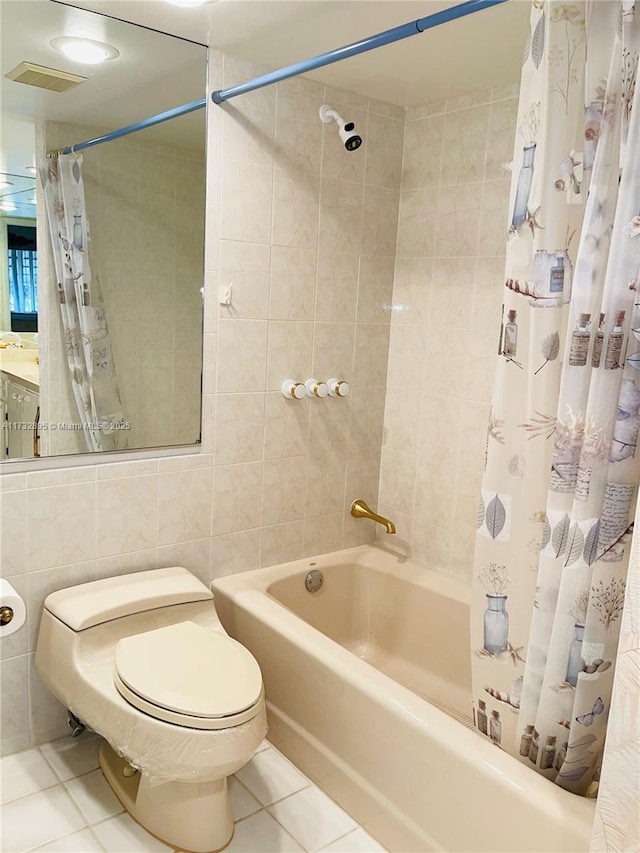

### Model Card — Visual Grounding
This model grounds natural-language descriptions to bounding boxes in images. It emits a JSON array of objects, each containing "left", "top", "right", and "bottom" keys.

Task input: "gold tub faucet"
[{"left": 350, "top": 499, "right": 396, "bottom": 534}]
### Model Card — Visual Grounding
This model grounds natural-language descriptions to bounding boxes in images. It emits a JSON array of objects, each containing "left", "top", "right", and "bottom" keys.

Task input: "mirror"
[{"left": 0, "top": 0, "right": 207, "bottom": 460}]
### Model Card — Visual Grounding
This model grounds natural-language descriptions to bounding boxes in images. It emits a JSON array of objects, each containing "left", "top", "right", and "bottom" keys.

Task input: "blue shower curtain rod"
[
  {"left": 52, "top": 0, "right": 506, "bottom": 155},
  {"left": 51, "top": 97, "right": 207, "bottom": 156}
]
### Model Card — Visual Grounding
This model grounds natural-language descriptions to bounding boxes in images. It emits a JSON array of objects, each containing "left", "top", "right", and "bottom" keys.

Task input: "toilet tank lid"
[{"left": 44, "top": 567, "right": 213, "bottom": 631}]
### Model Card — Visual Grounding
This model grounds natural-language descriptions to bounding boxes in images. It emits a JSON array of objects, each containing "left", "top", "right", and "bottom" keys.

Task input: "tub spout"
[{"left": 350, "top": 499, "right": 396, "bottom": 534}]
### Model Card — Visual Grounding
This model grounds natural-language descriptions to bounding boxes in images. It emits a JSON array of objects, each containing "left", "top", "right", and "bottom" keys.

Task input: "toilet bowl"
[{"left": 35, "top": 567, "right": 267, "bottom": 853}]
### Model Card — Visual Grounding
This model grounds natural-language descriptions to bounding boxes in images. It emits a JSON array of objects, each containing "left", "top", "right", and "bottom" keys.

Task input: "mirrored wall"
[{"left": 0, "top": 0, "right": 207, "bottom": 460}]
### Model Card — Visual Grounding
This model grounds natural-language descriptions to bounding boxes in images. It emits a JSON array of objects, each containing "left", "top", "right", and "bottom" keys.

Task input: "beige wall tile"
[
  {"left": 396, "top": 188, "right": 438, "bottom": 258},
  {"left": 312, "top": 322, "right": 356, "bottom": 380},
  {"left": 318, "top": 179, "right": 363, "bottom": 255},
  {"left": 210, "top": 529, "right": 260, "bottom": 579},
  {"left": 259, "top": 521, "right": 304, "bottom": 568},
  {"left": 315, "top": 253, "right": 359, "bottom": 323},
  {"left": 217, "top": 320, "right": 268, "bottom": 393},
  {"left": 353, "top": 324, "right": 391, "bottom": 388},
  {"left": 263, "top": 393, "right": 310, "bottom": 460},
  {"left": 220, "top": 159, "right": 273, "bottom": 243},
  {"left": 365, "top": 114, "right": 404, "bottom": 190},
  {"left": 221, "top": 83, "right": 275, "bottom": 167},
  {"left": 402, "top": 115, "right": 444, "bottom": 190},
  {"left": 440, "top": 105, "right": 491, "bottom": 185},
  {"left": 380, "top": 83, "right": 515, "bottom": 584},
  {"left": 275, "top": 86, "right": 323, "bottom": 174},
  {"left": 361, "top": 186, "right": 400, "bottom": 257},
  {"left": 303, "top": 512, "right": 343, "bottom": 558},
  {"left": 266, "top": 321, "right": 314, "bottom": 392},
  {"left": 212, "top": 462, "right": 263, "bottom": 536},
  {"left": 95, "top": 475, "right": 158, "bottom": 558},
  {"left": 219, "top": 240, "right": 271, "bottom": 320},
  {"left": 270, "top": 247, "right": 317, "bottom": 321},
  {"left": 261, "top": 457, "right": 308, "bottom": 525},
  {"left": 1, "top": 491, "right": 26, "bottom": 574},
  {"left": 214, "top": 392, "right": 266, "bottom": 465},
  {"left": 27, "top": 484, "right": 96, "bottom": 571},
  {"left": 305, "top": 452, "right": 348, "bottom": 518},
  {"left": 357, "top": 256, "right": 395, "bottom": 324},
  {"left": 157, "top": 467, "right": 213, "bottom": 545},
  {"left": 272, "top": 168, "right": 320, "bottom": 249}
]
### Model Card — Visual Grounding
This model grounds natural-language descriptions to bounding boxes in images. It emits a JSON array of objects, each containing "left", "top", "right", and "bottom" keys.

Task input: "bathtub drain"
[{"left": 305, "top": 569, "right": 324, "bottom": 593}]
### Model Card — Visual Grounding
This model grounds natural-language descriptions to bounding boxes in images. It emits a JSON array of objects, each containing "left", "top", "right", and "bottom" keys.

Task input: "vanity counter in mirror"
[
  {"left": 0, "top": 345, "right": 40, "bottom": 393},
  {"left": 1, "top": 344, "right": 40, "bottom": 458}
]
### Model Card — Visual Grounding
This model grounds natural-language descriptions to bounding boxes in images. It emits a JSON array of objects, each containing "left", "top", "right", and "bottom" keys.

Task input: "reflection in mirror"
[{"left": 0, "top": 0, "right": 207, "bottom": 460}]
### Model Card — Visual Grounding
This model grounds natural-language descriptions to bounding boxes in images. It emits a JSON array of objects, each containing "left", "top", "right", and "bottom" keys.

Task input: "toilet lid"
[{"left": 114, "top": 622, "right": 263, "bottom": 719}]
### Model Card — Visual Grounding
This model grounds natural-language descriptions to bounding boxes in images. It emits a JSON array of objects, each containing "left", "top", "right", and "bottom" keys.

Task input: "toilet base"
[{"left": 99, "top": 743, "right": 234, "bottom": 853}]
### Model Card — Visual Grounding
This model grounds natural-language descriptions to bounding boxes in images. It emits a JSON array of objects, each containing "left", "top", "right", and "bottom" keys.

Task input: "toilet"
[{"left": 35, "top": 567, "right": 267, "bottom": 853}]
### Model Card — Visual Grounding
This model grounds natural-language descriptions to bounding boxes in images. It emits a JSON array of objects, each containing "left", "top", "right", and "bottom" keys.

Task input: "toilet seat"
[{"left": 114, "top": 621, "right": 264, "bottom": 730}]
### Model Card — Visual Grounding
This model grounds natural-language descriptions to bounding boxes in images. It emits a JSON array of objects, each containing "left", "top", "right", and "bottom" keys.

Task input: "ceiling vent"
[{"left": 4, "top": 62, "right": 87, "bottom": 93}]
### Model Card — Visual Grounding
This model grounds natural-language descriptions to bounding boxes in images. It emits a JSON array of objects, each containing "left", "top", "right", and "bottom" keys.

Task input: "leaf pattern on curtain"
[
  {"left": 40, "top": 153, "right": 126, "bottom": 452},
  {"left": 471, "top": 0, "right": 640, "bottom": 797}
]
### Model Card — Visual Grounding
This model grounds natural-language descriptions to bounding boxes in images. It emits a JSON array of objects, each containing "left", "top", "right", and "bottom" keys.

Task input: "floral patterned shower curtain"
[
  {"left": 471, "top": 0, "right": 640, "bottom": 796},
  {"left": 41, "top": 153, "right": 125, "bottom": 452}
]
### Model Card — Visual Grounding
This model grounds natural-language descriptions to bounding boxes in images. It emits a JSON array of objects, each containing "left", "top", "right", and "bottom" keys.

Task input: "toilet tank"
[{"left": 43, "top": 567, "right": 213, "bottom": 632}]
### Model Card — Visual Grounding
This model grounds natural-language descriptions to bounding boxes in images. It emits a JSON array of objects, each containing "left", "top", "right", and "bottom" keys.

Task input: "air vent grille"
[{"left": 5, "top": 62, "right": 87, "bottom": 93}]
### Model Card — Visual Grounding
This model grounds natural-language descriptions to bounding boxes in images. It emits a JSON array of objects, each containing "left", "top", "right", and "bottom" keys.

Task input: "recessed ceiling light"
[
  {"left": 1, "top": 202, "right": 18, "bottom": 212},
  {"left": 25, "top": 166, "right": 37, "bottom": 174},
  {"left": 50, "top": 36, "right": 120, "bottom": 65},
  {"left": 0, "top": 180, "right": 13, "bottom": 189},
  {"left": 28, "top": 197, "right": 38, "bottom": 205}
]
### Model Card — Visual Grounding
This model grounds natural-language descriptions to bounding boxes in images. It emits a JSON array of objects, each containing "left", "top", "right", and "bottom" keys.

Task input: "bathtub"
[{"left": 212, "top": 545, "right": 595, "bottom": 852}]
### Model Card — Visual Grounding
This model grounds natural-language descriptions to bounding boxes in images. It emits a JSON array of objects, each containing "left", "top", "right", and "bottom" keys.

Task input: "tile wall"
[
  {"left": 0, "top": 49, "right": 403, "bottom": 756},
  {"left": 40, "top": 120, "right": 205, "bottom": 454},
  {"left": 377, "top": 84, "right": 519, "bottom": 584}
]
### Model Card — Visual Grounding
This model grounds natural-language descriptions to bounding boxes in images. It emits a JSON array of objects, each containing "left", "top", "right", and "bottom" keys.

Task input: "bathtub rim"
[{"left": 219, "top": 543, "right": 472, "bottom": 605}]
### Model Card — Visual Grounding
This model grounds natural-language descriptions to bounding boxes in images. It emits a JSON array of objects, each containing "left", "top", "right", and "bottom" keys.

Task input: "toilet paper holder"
[{"left": 0, "top": 606, "right": 14, "bottom": 626}]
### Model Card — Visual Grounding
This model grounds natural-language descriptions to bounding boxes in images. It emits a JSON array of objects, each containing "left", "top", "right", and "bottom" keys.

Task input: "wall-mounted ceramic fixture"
[
  {"left": 305, "top": 378, "right": 329, "bottom": 398},
  {"left": 281, "top": 380, "right": 306, "bottom": 400},
  {"left": 327, "top": 378, "right": 350, "bottom": 397}
]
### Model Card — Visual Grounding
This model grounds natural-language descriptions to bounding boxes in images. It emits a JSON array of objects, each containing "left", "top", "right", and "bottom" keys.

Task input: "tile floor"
[{"left": 0, "top": 734, "right": 386, "bottom": 853}]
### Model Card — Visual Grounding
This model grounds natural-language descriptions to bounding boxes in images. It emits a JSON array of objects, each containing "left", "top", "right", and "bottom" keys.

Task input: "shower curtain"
[
  {"left": 41, "top": 153, "right": 125, "bottom": 452},
  {"left": 471, "top": 0, "right": 640, "bottom": 796}
]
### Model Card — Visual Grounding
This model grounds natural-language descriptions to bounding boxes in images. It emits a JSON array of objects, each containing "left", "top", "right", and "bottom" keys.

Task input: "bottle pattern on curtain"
[
  {"left": 471, "top": 0, "right": 640, "bottom": 797},
  {"left": 41, "top": 153, "right": 126, "bottom": 453}
]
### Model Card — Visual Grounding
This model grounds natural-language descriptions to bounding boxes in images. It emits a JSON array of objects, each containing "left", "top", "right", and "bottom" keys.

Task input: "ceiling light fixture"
[
  {"left": 50, "top": 36, "right": 120, "bottom": 65},
  {"left": 25, "top": 166, "right": 37, "bottom": 174},
  {"left": 28, "top": 197, "right": 38, "bottom": 205},
  {"left": 0, "top": 181, "right": 13, "bottom": 189},
  {"left": 1, "top": 202, "right": 18, "bottom": 212}
]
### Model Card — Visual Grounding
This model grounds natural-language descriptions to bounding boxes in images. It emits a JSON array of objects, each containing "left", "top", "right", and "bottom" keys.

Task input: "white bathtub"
[{"left": 212, "top": 545, "right": 595, "bottom": 852}]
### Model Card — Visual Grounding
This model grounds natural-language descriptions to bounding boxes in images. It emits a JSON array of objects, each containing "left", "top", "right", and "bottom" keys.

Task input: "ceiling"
[
  {"left": 1, "top": 0, "right": 528, "bottom": 215},
  {"left": 59, "top": 0, "right": 529, "bottom": 106},
  {"left": 0, "top": 0, "right": 207, "bottom": 174}
]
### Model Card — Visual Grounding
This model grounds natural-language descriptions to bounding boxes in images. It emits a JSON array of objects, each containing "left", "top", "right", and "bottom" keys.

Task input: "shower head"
[{"left": 319, "top": 104, "right": 362, "bottom": 152}]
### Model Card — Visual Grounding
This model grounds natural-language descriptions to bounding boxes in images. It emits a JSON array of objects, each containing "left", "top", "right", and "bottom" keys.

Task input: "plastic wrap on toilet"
[{"left": 63, "top": 668, "right": 267, "bottom": 785}]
